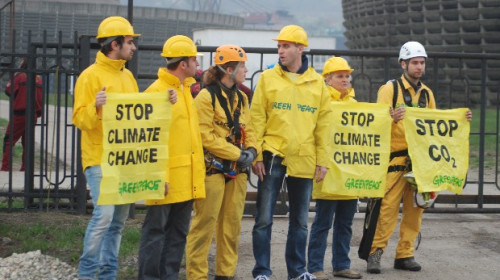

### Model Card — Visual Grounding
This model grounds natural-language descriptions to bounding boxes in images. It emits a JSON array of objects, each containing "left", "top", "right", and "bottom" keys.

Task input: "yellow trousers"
[
  {"left": 186, "top": 172, "right": 247, "bottom": 279},
  {"left": 370, "top": 159, "right": 424, "bottom": 259}
]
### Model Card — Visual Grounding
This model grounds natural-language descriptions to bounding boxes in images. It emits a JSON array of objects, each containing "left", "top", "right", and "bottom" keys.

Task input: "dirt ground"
[
  {"left": 1, "top": 210, "right": 500, "bottom": 279},
  {"left": 224, "top": 212, "right": 500, "bottom": 280}
]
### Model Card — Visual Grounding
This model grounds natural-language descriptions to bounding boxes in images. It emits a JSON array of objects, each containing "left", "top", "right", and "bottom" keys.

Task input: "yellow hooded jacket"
[
  {"left": 251, "top": 65, "right": 332, "bottom": 179},
  {"left": 72, "top": 51, "right": 139, "bottom": 171},
  {"left": 194, "top": 85, "right": 257, "bottom": 162},
  {"left": 313, "top": 85, "right": 358, "bottom": 200},
  {"left": 144, "top": 68, "right": 206, "bottom": 205}
]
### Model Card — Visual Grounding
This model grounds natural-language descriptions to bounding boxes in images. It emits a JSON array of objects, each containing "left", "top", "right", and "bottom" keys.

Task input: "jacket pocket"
[
  {"left": 299, "top": 143, "right": 315, "bottom": 156},
  {"left": 169, "top": 154, "right": 191, "bottom": 168}
]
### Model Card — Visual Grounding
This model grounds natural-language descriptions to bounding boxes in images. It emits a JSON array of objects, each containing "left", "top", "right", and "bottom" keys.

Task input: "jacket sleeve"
[
  {"left": 72, "top": 71, "right": 101, "bottom": 131},
  {"left": 314, "top": 82, "right": 333, "bottom": 168},
  {"left": 249, "top": 74, "right": 267, "bottom": 161},
  {"left": 377, "top": 82, "right": 395, "bottom": 106},
  {"left": 427, "top": 88, "right": 437, "bottom": 109},
  {"left": 241, "top": 94, "right": 259, "bottom": 155},
  {"left": 194, "top": 89, "right": 241, "bottom": 161}
]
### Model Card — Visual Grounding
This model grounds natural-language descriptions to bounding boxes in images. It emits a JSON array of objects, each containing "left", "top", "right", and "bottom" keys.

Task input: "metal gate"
[{"left": 1, "top": 31, "right": 499, "bottom": 213}]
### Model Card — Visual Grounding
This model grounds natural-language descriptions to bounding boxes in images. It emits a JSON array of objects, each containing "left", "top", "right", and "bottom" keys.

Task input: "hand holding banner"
[
  {"left": 98, "top": 92, "right": 171, "bottom": 205},
  {"left": 404, "top": 107, "right": 470, "bottom": 194},
  {"left": 317, "top": 102, "right": 392, "bottom": 198}
]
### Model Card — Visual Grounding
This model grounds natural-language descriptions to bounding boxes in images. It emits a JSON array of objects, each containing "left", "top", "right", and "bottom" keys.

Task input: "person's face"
[
  {"left": 230, "top": 62, "right": 248, "bottom": 84},
  {"left": 116, "top": 36, "right": 136, "bottom": 61},
  {"left": 403, "top": 57, "right": 426, "bottom": 80},
  {"left": 183, "top": 56, "right": 199, "bottom": 78},
  {"left": 277, "top": 40, "right": 303, "bottom": 68},
  {"left": 326, "top": 70, "right": 351, "bottom": 92}
]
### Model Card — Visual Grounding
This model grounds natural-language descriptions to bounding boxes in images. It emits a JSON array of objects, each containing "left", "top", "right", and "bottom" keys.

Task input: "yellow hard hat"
[
  {"left": 273, "top": 25, "right": 308, "bottom": 47},
  {"left": 322, "top": 57, "right": 354, "bottom": 76},
  {"left": 96, "top": 16, "right": 140, "bottom": 39},
  {"left": 161, "top": 35, "right": 198, "bottom": 57},
  {"left": 214, "top": 45, "right": 247, "bottom": 65}
]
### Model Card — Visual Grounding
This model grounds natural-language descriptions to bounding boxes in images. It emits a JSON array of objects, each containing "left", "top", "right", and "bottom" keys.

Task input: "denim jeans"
[
  {"left": 252, "top": 152, "right": 313, "bottom": 279},
  {"left": 78, "top": 166, "right": 130, "bottom": 280},
  {"left": 137, "top": 200, "right": 193, "bottom": 280},
  {"left": 307, "top": 199, "right": 358, "bottom": 272}
]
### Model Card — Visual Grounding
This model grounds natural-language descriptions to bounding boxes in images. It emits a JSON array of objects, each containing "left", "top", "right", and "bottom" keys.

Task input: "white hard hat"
[{"left": 399, "top": 41, "right": 427, "bottom": 61}]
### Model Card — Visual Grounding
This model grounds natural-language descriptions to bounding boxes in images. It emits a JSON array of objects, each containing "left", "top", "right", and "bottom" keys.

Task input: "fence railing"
[{"left": 1, "top": 32, "right": 499, "bottom": 213}]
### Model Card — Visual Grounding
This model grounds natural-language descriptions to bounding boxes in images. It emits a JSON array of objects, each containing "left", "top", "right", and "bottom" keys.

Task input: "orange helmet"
[{"left": 214, "top": 45, "right": 247, "bottom": 65}]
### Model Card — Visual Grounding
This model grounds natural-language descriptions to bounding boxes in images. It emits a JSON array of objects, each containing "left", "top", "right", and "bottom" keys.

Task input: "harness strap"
[{"left": 390, "top": 149, "right": 408, "bottom": 160}]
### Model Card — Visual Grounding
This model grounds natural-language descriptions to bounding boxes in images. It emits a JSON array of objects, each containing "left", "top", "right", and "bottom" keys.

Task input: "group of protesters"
[{"left": 71, "top": 16, "right": 472, "bottom": 280}]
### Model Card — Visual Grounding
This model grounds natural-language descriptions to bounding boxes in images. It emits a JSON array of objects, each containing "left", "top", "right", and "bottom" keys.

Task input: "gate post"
[
  {"left": 24, "top": 35, "right": 36, "bottom": 207},
  {"left": 75, "top": 35, "right": 91, "bottom": 214}
]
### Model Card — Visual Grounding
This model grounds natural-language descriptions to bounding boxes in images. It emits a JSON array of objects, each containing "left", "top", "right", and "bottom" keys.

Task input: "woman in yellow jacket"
[
  {"left": 186, "top": 45, "right": 257, "bottom": 280},
  {"left": 307, "top": 57, "right": 362, "bottom": 280}
]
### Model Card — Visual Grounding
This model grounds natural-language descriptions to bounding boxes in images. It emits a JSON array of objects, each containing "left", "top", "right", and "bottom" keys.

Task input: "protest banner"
[
  {"left": 98, "top": 92, "right": 171, "bottom": 205},
  {"left": 404, "top": 107, "right": 470, "bottom": 194},
  {"left": 318, "top": 102, "right": 392, "bottom": 197}
]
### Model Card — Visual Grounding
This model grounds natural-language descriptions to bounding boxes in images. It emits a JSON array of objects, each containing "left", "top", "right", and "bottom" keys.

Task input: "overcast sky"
[{"left": 120, "top": 0, "right": 343, "bottom": 19}]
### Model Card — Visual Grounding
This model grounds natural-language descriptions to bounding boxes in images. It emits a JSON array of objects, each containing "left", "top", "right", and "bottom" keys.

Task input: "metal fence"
[{"left": 1, "top": 31, "right": 499, "bottom": 213}]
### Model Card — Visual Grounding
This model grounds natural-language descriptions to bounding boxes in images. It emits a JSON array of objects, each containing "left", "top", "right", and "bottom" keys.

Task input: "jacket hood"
[
  {"left": 95, "top": 51, "right": 127, "bottom": 72},
  {"left": 278, "top": 54, "right": 309, "bottom": 74},
  {"left": 157, "top": 67, "right": 196, "bottom": 88}
]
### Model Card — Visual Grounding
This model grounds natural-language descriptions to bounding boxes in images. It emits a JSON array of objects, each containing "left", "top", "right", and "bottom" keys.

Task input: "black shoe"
[
  {"left": 214, "top": 276, "right": 234, "bottom": 280},
  {"left": 394, "top": 257, "right": 421, "bottom": 271}
]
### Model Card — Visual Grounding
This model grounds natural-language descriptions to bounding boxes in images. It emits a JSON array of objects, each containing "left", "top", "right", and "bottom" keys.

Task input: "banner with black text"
[
  {"left": 318, "top": 102, "right": 392, "bottom": 197},
  {"left": 98, "top": 92, "right": 171, "bottom": 205},
  {"left": 404, "top": 107, "right": 470, "bottom": 194}
]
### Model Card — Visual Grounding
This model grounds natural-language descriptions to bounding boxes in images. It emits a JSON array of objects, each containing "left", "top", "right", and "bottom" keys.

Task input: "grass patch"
[
  {"left": 468, "top": 108, "right": 499, "bottom": 168},
  {"left": 0, "top": 211, "right": 143, "bottom": 280}
]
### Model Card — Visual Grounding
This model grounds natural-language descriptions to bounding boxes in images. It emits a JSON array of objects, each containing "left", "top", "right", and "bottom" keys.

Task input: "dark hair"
[
  {"left": 203, "top": 61, "right": 239, "bottom": 85},
  {"left": 98, "top": 36, "right": 124, "bottom": 55},
  {"left": 166, "top": 57, "right": 189, "bottom": 70}
]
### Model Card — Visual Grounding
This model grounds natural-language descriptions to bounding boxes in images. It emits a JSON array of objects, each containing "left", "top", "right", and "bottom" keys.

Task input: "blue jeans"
[
  {"left": 137, "top": 201, "right": 193, "bottom": 280},
  {"left": 307, "top": 199, "right": 358, "bottom": 272},
  {"left": 252, "top": 152, "right": 313, "bottom": 279},
  {"left": 78, "top": 166, "right": 130, "bottom": 280}
]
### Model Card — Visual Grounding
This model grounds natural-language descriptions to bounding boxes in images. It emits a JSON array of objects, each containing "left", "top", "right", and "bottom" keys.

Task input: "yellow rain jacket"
[
  {"left": 251, "top": 65, "right": 332, "bottom": 179},
  {"left": 194, "top": 86, "right": 257, "bottom": 161},
  {"left": 144, "top": 68, "right": 206, "bottom": 205},
  {"left": 313, "top": 85, "right": 357, "bottom": 200},
  {"left": 72, "top": 51, "right": 139, "bottom": 171}
]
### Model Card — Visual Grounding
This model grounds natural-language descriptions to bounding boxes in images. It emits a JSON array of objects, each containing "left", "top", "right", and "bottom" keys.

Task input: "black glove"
[{"left": 237, "top": 149, "right": 255, "bottom": 169}]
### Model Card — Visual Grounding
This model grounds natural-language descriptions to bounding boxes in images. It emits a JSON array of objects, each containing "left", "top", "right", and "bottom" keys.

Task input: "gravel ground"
[{"left": 0, "top": 250, "right": 77, "bottom": 280}]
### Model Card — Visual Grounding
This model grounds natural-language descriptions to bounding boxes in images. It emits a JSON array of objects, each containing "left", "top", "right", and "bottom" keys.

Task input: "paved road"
[{"left": 227, "top": 212, "right": 500, "bottom": 280}]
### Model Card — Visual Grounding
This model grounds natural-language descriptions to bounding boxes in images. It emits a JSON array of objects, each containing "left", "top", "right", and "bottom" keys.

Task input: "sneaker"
[
  {"left": 290, "top": 272, "right": 317, "bottom": 280},
  {"left": 367, "top": 248, "right": 383, "bottom": 274},
  {"left": 312, "top": 271, "right": 330, "bottom": 280},
  {"left": 255, "top": 275, "right": 270, "bottom": 280},
  {"left": 333, "top": 269, "right": 362, "bottom": 279},
  {"left": 394, "top": 257, "right": 421, "bottom": 271}
]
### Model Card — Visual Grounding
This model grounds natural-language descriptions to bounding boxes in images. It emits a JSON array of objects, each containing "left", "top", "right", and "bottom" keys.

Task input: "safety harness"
[
  {"left": 204, "top": 83, "right": 246, "bottom": 178},
  {"left": 388, "top": 77, "right": 429, "bottom": 173}
]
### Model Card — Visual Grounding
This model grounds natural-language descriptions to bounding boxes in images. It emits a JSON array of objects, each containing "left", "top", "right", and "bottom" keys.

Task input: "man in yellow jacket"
[
  {"left": 72, "top": 16, "right": 140, "bottom": 280},
  {"left": 251, "top": 25, "right": 332, "bottom": 280},
  {"left": 137, "top": 35, "right": 206, "bottom": 280},
  {"left": 367, "top": 41, "right": 471, "bottom": 274}
]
